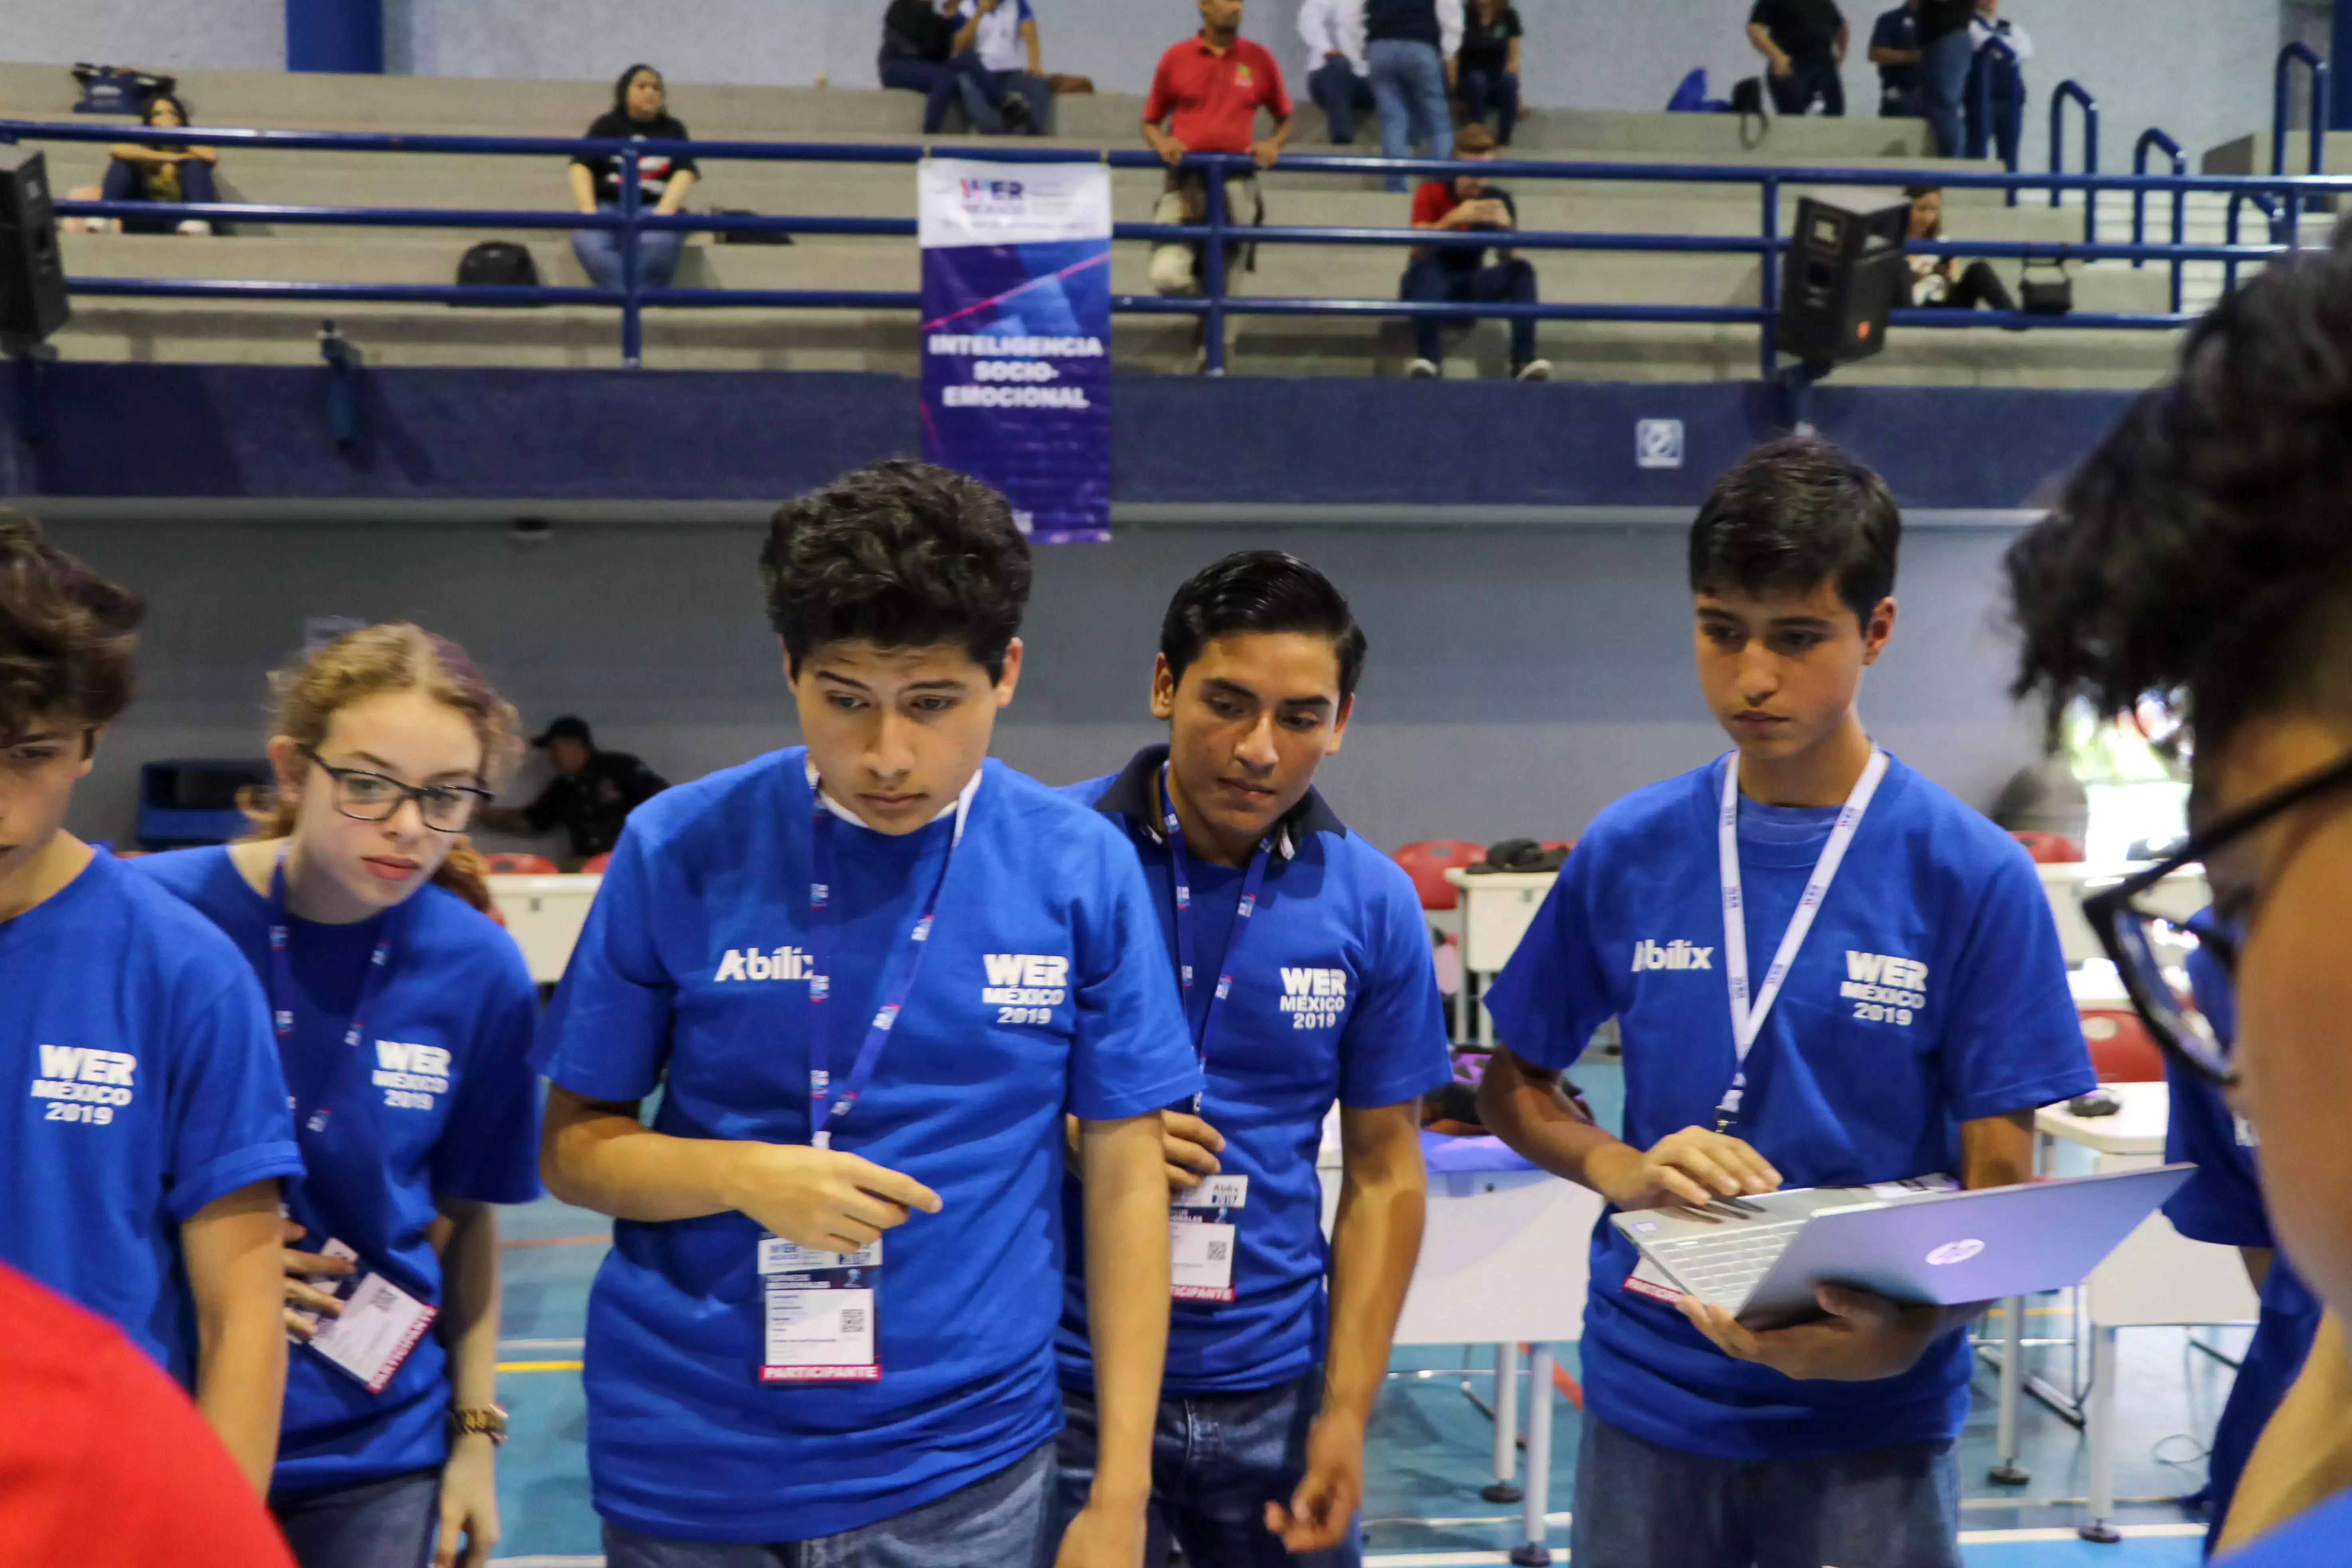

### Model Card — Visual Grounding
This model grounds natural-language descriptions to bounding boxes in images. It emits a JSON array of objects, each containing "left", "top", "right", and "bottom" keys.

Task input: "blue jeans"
[
  {"left": 879, "top": 53, "right": 1006, "bottom": 134},
  {"left": 1367, "top": 38, "right": 1453, "bottom": 193},
  {"left": 1768, "top": 59, "right": 1845, "bottom": 117},
  {"left": 272, "top": 1467, "right": 439, "bottom": 1568},
  {"left": 572, "top": 200, "right": 687, "bottom": 292},
  {"left": 1053, "top": 1374, "right": 1360, "bottom": 1568},
  {"left": 1458, "top": 67, "right": 1519, "bottom": 143},
  {"left": 1308, "top": 57, "right": 1376, "bottom": 144},
  {"left": 1402, "top": 255, "right": 1537, "bottom": 366},
  {"left": 1571, "top": 1412, "right": 1962, "bottom": 1568},
  {"left": 1921, "top": 28, "right": 1974, "bottom": 155},
  {"left": 603, "top": 1440, "right": 1054, "bottom": 1568}
]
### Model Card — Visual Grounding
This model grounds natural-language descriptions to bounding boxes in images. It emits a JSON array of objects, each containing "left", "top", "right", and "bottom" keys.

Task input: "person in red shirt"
[
  {"left": 0, "top": 1261, "right": 299, "bottom": 1568},
  {"left": 1398, "top": 123, "right": 1551, "bottom": 380},
  {"left": 1142, "top": 0, "right": 1295, "bottom": 356}
]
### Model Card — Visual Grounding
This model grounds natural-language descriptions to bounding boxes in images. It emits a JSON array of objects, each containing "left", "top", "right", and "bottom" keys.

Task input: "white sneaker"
[
  {"left": 176, "top": 218, "right": 212, "bottom": 236},
  {"left": 1407, "top": 357, "right": 1441, "bottom": 378},
  {"left": 1515, "top": 359, "right": 1553, "bottom": 382}
]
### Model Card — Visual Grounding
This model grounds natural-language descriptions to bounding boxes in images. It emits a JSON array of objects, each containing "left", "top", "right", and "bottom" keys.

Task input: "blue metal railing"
[
  {"left": 2048, "top": 80, "right": 2098, "bottom": 244},
  {"left": 2226, "top": 190, "right": 2284, "bottom": 296},
  {"left": 2, "top": 116, "right": 2339, "bottom": 380},
  {"left": 2131, "top": 129, "right": 2188, "bottom": 314},
  {"left": 2275, "top": 43, "right": 2332, "bottom": 244}
]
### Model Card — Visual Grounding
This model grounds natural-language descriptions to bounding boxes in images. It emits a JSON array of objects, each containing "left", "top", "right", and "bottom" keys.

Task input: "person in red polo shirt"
[{"left": 1142, "top": 0, "right": 1295, "bottom": 361}]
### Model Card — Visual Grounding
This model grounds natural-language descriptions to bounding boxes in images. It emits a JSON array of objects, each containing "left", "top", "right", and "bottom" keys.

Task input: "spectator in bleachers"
[
  {"left": 1143, "top": 0, "right": 1294, "bottom": 360},
  {"left": 1915, "top": 0, "right": 1977, "bottom": 155},
  {"left": 948, "top": 0, "right": 1051, "bottom": 134},
  {"left": 480, "top": 714, "right": 667, "bottom": 867},
  {"left": 1869, "top": 0, "right": 1924, "bottom": 119},
  {"left": 1903, "top": 186, "right": 2017, "bottom": 312},
  {"left": 568, "top": 65, "right": 699, "bottom": 293},
  {"left": 1363, "top": 0, "right": 1462, "bottom": 194},
  {"left": 880, "top": 0, "right": 1024, "bottom": 135},
  {"left": 1747, "top": 0, "right": 1848, "bottom": 117},
  {"left": 1400, "top": 123, "right": 1551, "bottom": 381},
  {"left": 1299, "top": 0, "right": 1376, "bottom": 144},
  {"left": 64, "top": 93, "right": 221, "bottom": 236},
  {"left": 1456, "top": 0, "right": 1523, "bottom": 146},
  {"left": 1963, "top": 0, "right": 2031, "bottom": 166}
]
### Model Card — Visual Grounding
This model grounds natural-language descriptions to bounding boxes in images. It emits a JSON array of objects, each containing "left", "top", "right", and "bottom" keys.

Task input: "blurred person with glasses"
[
  {"left": 2007, "top": 234, "right": 2352, "bottom": 1563},
  {"left": 138, "top": 624, "right": 544, "bottom": 1568}
]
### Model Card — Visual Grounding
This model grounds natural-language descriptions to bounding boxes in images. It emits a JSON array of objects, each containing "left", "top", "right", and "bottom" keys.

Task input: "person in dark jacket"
[{"left": 481, "top": 715, "right": 667, "bottom": 865}]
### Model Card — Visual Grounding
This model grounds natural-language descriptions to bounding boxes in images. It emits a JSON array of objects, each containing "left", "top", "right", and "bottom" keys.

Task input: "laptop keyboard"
[{"left": 1648, "top": 1221, "right": 1806, "bottom": 1310}]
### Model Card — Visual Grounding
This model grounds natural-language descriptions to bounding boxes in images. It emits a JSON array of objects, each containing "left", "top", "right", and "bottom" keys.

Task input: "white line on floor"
[{"left": 1358, "top": 1522, "right": 2208, "bottom": 1566}]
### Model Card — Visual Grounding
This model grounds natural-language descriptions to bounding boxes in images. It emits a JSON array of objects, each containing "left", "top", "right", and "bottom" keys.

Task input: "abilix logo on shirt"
[
  {"left": 30, "top": 1044, "right": 137, "bottom": 1125},
  {"left": 984, "top": 953, "right": 1068, "bottom": 1026},
  {"left": 1278, "top": 967, "right": 1350, "bottom": 1030},
  {"left": 714, "top": 946, "right": 815, "bottom": 982},
  {"left": 1840, "top": 950, "right": 1929, "bottom": 1026},
  {"left": 373, "top": 1040, "right": 451, "bottom": 1111},
  {"left": 1631, "top": 938, "right": 1714, "bottom": 972}
]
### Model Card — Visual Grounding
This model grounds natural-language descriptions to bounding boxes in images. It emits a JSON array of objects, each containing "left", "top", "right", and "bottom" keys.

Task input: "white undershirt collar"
[{"left": 806, "top": 758, "right": 983, "bottom": 830}]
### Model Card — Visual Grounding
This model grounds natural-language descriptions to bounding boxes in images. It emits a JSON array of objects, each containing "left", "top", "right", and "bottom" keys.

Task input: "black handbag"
[
  {"left": 2019, "top": 256, "right": 2073, "bottom": 315},
  {"left": 1470, "top": 838, "right": 1571, "bottom": 874},
  {"left": 453, "top": 241, "right": 542, "bottom": 305},
  {"left": 710, "top": 209, "right": 796, "bottom": 246}
]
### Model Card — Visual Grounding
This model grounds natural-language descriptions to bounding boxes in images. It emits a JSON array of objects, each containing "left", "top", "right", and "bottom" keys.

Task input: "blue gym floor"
[{"left": 485, "top": 1061, "right": 2225, "bottom": 1566}]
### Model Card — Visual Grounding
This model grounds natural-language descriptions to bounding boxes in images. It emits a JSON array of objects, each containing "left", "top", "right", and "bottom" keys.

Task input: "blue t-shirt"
[
  {"left": 533, "top": 748, "right": 1199, "bottom": 1543},
  {"left": 1484, "top": 751, "right": 2095, "bottom": 1461},
  {"left": 2218, "top": 1486, "right": 2352, "bottom": 1565},
  {"left": 0, "top": 850, "right": 303, "bottom": 1384},
  {"left": 1055, "top": 747, "right": 1453, "bottom": 1394},
  {"left": 2159, "top": 912, "right": 2323, "bottom": 1546},
  {"left": 136, "top": 847, "right": 542, "bottom": 1491}
]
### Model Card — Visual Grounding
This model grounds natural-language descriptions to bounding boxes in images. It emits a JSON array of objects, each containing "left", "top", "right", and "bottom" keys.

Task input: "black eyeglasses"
[
  {"left": 303, "top": 747, "right": 493, "bottom": 834},
  {"left": 2082, "top": 748, "right": 2352, "bottom": 1086}
]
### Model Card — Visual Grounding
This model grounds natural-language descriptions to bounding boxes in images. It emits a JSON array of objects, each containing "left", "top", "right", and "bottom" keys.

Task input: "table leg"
[
  {"left": 1512, "top": 1343, "right": 1555, "bottom": 1566},
  {"left": 1477, "top": 972, "right": 1496, "bottom": 1049},
  {"left": 2078, "top": 1326, "right": 2120, "bottom": 1543},
  {"left": 1991, "top": 1295, "right": 2029, "bottom": 1484},
  {"left": 1482, "top": 1342, "right": 1522, "bottom": 1504}
]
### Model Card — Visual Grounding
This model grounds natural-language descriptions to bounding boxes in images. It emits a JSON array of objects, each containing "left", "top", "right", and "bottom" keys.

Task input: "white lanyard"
[{"left": 1714, "top": 746, "right": 1887, "bottom": 1131}]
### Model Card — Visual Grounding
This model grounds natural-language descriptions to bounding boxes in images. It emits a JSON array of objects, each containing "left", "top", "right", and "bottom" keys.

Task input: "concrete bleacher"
[{"left": 0, "top": 59, "right": 2188, "bottom": 385}]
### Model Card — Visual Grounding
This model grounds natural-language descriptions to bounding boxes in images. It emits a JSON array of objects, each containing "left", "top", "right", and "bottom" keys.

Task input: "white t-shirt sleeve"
[{"left": 1438, "top": 0, "right": 1465, "bottom": 59}]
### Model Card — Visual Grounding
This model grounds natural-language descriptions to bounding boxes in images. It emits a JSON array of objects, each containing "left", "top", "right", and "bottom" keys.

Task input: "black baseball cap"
[{"left": 531, "top": 715, "right": 593, "bottom": 748}]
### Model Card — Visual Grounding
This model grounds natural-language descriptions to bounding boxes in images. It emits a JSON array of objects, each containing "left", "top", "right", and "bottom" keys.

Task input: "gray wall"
[
  {"left": 2, "top": 0, "right": 2304, "bottom": 164},
  {"left": 45, "top": 519, "right": 2042, "bottom": 854}
]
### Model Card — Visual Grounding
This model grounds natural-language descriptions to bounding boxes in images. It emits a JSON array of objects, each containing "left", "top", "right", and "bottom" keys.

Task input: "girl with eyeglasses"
[{"left": 138, "top": 624, "right": 542, "bottom": 1568}]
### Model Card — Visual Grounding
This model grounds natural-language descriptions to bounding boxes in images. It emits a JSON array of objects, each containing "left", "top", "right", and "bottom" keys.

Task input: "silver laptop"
[{"left": 1612, "top": 1164, "right": 2194, "bottom": 1329}]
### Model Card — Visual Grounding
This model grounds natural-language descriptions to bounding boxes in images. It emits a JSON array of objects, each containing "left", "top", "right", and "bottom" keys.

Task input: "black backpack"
[{"left": 453, "top": 241, "right": 542, "bottom": 305}]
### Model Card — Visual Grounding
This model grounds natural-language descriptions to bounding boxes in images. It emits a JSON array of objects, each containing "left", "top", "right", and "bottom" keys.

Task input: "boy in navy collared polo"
[
  {"left": 2006, "top": 245, "right": 2352, "bottom": 1561},
  {"left": 1479, "top": 438, "right": 2095, "bottom": 1568},
  {"left": 535, "top": 461, "right": 1196, "bottom": 1568},
  {"left": 1057, "top": 552, "right": 1453, "bottom": 1566},
  {"left": 0, "top": 512, "right": 301, "bottom": 1495}
]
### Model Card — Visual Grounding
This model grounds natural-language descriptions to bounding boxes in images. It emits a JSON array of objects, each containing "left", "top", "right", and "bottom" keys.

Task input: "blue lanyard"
[
  {"left": 1159, "top": 764, "right": 1272, "bottom": 1113},
  {"left": 805, "top": 785, "right": 971, "bottom": 1150},
  {"left": 267, "top": 849, "right": 398, "bottom": 1141}
]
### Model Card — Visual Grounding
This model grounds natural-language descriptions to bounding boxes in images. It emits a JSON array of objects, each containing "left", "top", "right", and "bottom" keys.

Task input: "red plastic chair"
[
  {"left": 2012, "top": 831, "right": 2085, "bottom": 864},
  {"left": 580, "top": 852, "right": 613, "bottom": 874},
  {"left": 1393, "top": 839, "right": 1487, "bottom": 913},
  {"left": 2079, "top": 1008, "right": 2166, "bottom": 1082},
  {"left": 480, "top": 851, "right": 560, "bottom": 875}
]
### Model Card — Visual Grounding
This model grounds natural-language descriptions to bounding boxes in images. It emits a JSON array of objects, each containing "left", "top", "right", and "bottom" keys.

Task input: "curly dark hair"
[
  {"left": 1689, "top": 434, "right": 1901, "bottom": 625},
  {"left": 760, "top": 460, "right": 1031, "bottom": 681},
  {"left": 2006, "top": 236, "right": 2352, "bottom": 758},
  {"left": 0, "top": 510, "right": 146, "bottom": 744},
  {"left": 1161, "top": 551, "right": 1369, "bottom": 701}
]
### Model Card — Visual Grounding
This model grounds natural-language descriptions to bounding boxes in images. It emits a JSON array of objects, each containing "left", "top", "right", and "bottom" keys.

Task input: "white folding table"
[{"left": 487, "top": 872, "right": 602, "bottom": 984}]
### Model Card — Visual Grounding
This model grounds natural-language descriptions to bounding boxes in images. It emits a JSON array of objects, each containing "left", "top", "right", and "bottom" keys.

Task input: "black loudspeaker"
[
  {"left": 1776, "top": 196, "right": 1909, "bottom": 369},
  {"left": 0, "top": 149, "right": 71, "bottom": 343}
]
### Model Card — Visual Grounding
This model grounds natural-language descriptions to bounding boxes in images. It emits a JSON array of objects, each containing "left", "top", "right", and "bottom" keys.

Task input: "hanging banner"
[{"left": 919, "top": 158, "right": 1112, "bottom": 543}]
